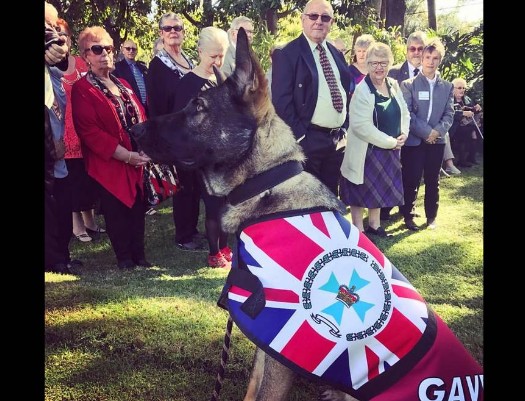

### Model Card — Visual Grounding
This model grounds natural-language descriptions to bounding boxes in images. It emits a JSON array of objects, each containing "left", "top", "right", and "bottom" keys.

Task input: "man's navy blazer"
[
  {"left": 388, "top": 61, "right": 410, "bottom": 85},
  {"left": 271, "top": 34, "right": 350, "bottom": 141},
  {"left": 113, "top": 59, "right": 148, "bottom": 106}
]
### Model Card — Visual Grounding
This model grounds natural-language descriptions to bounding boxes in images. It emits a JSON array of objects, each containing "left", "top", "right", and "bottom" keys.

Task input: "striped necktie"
[
  {"left": 131, "top": 62, "right": 147, "bottom": 104},
  {"left": 317, "top": 44, "right": 343, "bottom": 113}
]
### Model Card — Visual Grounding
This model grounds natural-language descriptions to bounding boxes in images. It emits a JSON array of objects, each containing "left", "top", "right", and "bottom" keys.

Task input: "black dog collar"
[{"left": 227, "top": 160, "right": 304, "bottom": 206}]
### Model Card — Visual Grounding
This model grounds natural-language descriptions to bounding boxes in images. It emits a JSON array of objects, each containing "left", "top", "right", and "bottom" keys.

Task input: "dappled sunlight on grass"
[{"left": 45, "top": 272, "right": 81, "bottom": 283}]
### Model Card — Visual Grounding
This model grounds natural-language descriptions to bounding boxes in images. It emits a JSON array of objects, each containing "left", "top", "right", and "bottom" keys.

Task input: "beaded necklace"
[
  {"left": 61, "top": 68, "right": 81, "bottom": 86},
  {"left": 165, "top": 49, "right": 192, "bottom": 70},
  {"left": 88, "top": 70, "right": 140, "bottom": 149}
]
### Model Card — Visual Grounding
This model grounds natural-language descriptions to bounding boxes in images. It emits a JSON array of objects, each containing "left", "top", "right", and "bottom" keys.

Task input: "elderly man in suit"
[
  {"left": 271, "top": 0, "right": 349, "bottom": 196},
  {"left": 399, "top": 38, "right": 454, "bottom": 231},
  {"left": 380, "top": 30, "right": 427, "bottom": 221},
  {"left": 221, "top": 16, "right": 254, "bottom": 77},
  {"left": 113, "top": 39, "right": 148, "bottom": 113}
]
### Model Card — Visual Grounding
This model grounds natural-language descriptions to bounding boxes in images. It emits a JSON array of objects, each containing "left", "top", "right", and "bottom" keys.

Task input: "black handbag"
[{"left": 143, "top": 162, "right": 179, "bottom": 207}]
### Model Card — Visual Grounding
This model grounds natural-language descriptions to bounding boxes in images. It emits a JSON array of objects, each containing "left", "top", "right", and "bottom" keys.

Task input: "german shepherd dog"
[{"left": 131, "top": 29, "right": 483, "bottom": 401}]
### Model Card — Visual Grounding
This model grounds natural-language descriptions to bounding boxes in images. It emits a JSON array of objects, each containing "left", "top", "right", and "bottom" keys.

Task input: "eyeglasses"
[
  {"left": 368, "top": 61, "right": 388, "bottom": 69},
  {"left": 454, "top": 87, "right": 466, "bottom": 89},
  {"left": 124, "top": 46, "right": 137, "bottom": 51},
  {"left": 87, "top": 45, "right": 114, "bottom": 55},
  {"left": 161, "top": 25, "right": 184, "bottom": 33},
  {"left": 303, "top": 13, "right": 333, "bottom": 23},
  {"left": 408, "top": 46, "right": 424, "bottom": 52}
]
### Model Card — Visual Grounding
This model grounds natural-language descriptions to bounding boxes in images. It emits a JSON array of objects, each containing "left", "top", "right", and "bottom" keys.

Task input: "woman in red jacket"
[{"left": 72, "top": 26, "right": 152, "bottom": 269}]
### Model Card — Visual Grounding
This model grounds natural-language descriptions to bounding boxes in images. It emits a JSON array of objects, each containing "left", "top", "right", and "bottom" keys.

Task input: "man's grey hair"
[
  {"left": 406, "top": 30, "right": 428, "bottom": 46},
  {"left": 229, "top": 16, "right": 253, "bottom": 31}
]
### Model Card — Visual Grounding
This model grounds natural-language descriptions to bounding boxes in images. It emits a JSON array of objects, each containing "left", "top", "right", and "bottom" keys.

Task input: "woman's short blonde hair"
[
  {"left": 78, "top": 26, "right": 113, "bottom": 54},
  {"left": 197, "top": 26, "right": 229, "bottom": 53},
  {"left": 365, "top": 42, "right": 394, "bottom": 69}
]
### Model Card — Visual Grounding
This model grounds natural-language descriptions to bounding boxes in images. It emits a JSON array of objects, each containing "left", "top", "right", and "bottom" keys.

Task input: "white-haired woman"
[
  {"left": 340, "top": 42, "right": 409, "bottom": 238},
  {"left": 348, "top": 34, "right": 375, "bottom": 100},
  {"left": 172, "top": 26, "right": 233, "bottom": 269},
  {"left": 449, "top": 77, "right": 482, "bottom": 167}
]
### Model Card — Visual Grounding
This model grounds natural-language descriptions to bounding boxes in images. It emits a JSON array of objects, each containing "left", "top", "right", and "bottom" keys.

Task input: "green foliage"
[
  {"left": 49, "top": 0, "right": 482, "bottom": 101},
  {"left": 439, "top": 24, "right": 484, "bottom": 104}
]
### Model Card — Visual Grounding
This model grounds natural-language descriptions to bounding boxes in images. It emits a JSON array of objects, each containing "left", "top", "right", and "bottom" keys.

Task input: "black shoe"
[
  {"left": 176, "top": 241, "right": 206, "bottom": 251},
  {"left": 86, "top": 227, "right": 106, "bottom": 240},
  {"left": 192, "top": 232, "right": 207, "bottom": 241},
  {"left": 46, "top": 263, "right": 73, "bottom": 274},
  {"left": 365, "top": 226, "right": 392, "bottom": 238},
  {"left": 117, "top": 260, "right": 136, "bottom": 269},
  {"left": 68, "top": 259, "right": 83, "bottom": 268},
  {"left": 426, "top": 219, "right": 437, "bottom": 230},
  {"left": 404, "top": 219, "right": 420, "bottom": 231},
  {"left": 133, "top": 259, "right": 153, "bottom": 267}
]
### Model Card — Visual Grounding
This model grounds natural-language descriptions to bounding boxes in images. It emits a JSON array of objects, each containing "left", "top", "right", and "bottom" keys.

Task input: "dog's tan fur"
[{"left": 131, "top": 28, "right": 357, "bottom": 401}]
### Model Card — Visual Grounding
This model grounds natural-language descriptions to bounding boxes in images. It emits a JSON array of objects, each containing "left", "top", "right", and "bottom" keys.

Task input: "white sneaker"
[{"left": 445, "top": 165, "right": 461, "bottom": 175}]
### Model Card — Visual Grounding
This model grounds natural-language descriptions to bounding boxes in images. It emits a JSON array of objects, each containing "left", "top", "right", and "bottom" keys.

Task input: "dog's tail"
[{"left": 209, "top": 316, "right": 234, "bottom": 401}]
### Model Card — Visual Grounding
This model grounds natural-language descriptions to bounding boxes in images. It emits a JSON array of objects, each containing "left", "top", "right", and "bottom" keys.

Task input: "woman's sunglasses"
[
  {"left": 161, "top": 25, "right": 184, "bottom": 33},
  {"left": 87, "top": 45, "right": 114, "bottom": 55}
]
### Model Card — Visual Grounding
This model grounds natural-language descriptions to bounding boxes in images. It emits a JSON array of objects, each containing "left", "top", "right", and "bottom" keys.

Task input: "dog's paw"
[{"left": 318, "top": 387, "right": 359, "bottom": 401}]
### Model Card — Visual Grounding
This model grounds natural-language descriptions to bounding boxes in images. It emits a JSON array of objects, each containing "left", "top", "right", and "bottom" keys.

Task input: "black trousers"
[
  {"left": 450, "top": 125, "right": 478, "bottom": 165},
  {"left": 399, "top": 143, "right": 445, "bottom": 221},
  {"left": 300, "top": 128, "right": 344, "bottom": 196},
  {"left": 98, "top": 183, "right": 146, "bottom": 263},
  {"left": 45, "top": 175, "right": 73, "bottom": 268},
  {"left": 172, "top": 168, "right": 201, "bottom": 244}
]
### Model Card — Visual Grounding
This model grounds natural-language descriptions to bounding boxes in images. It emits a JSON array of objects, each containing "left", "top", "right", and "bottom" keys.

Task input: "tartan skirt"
[{"left": 340, "top": 145, "right": 404, "bottom": 208}]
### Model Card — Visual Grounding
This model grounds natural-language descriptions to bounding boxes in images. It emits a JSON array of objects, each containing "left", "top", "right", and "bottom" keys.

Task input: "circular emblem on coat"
[{"left": 302, "top": 243, "right": 393, "bottom": 342}]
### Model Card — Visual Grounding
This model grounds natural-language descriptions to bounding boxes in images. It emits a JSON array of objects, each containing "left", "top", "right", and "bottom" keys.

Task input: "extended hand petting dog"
[{"left": 131, "top": 28, "right": 483, "bottom": 401}]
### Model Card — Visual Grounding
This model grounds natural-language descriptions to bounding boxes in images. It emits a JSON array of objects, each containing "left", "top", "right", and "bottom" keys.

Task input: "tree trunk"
[
  {"left": 386, "top": 0, "right": 406, "bottom": 30},
  {"left": 427, "top": 0, "right": 437, "bottom": 30},
  {"left": 380, "top": 0, "right": 387, "bottom": 22},
  {"left": 370, "top": 0, "right": 382, "bottom": 18},
  {"left": 265, "top": 8, "right": 278, "bottom": 35}
]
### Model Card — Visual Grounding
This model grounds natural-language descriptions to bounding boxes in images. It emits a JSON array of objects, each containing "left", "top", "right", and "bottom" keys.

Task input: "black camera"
[{"left": 45, "top": 23, "right": 65, "bottom": 50}]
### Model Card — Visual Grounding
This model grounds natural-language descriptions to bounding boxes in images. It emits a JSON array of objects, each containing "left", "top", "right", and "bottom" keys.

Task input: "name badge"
[{"left": 418, "top": 91, "right": 430, "bottom": 100}]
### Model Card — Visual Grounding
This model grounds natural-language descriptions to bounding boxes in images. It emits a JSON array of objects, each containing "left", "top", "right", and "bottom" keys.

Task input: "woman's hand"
[
  {"left": 394, "top": 133, "right": 407, "bottom": 149},
  {"left": 128, "top": 151, "right": 151, "bottom": 168}
]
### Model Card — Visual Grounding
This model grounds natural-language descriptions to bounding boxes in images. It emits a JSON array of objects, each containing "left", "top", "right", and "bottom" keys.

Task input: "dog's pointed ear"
[
  {"left": 213, "top": 65, "right": 227, "bottom": 85},
  {"left": 231, "top": 27, "right": 262, "bottom": 94}
]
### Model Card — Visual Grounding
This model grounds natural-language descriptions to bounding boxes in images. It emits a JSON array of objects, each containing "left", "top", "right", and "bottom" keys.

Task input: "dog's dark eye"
[{"left": 193, "top": 97, "right": 207, "bottom": 112}]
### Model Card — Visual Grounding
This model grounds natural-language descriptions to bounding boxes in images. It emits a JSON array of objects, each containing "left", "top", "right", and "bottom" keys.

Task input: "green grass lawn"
[{"left": 45, "top": 159, "right": 483, "bottom": 401}]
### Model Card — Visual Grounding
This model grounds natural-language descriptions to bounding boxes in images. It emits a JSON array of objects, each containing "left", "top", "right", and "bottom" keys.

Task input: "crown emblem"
[{"left": 336, "top": 284, "right": 359, "bottom": 308}]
